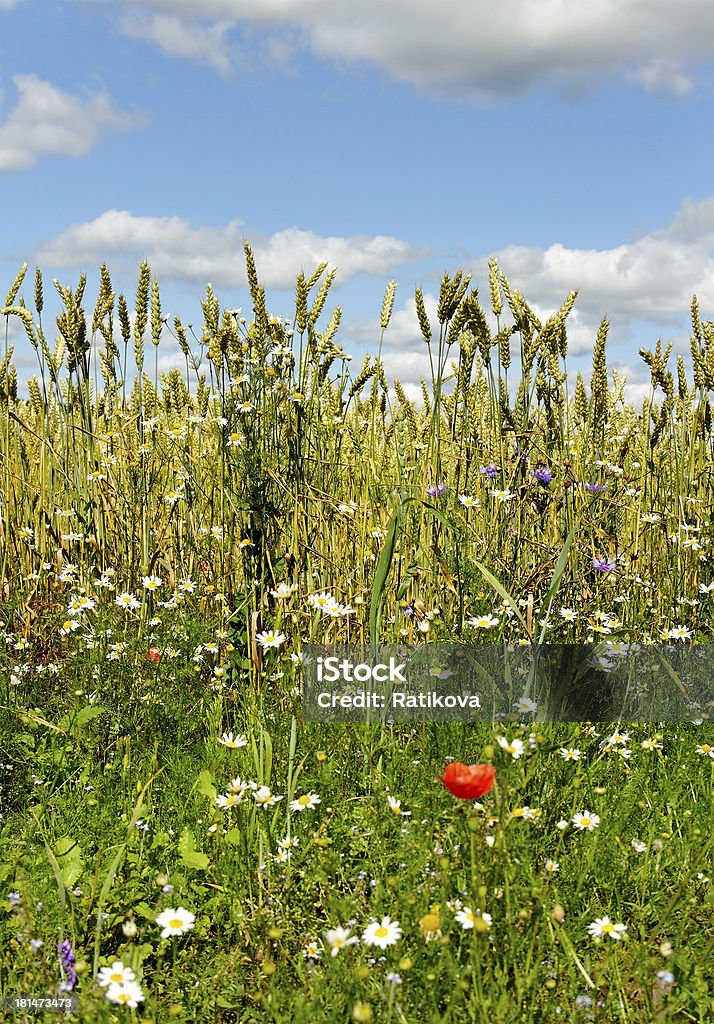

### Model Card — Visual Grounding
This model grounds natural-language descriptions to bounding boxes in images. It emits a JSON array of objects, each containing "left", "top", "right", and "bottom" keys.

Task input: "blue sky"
[{"left": 2, "top": 0, "right": 714, "bottom": 396}]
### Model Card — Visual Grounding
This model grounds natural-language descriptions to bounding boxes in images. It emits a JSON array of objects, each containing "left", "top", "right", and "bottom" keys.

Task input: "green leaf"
[
  {"left": 537, "top": 527, "right": 577, "bottom": 643},
  {"left": 369, "top": 507, "right": 401, "bottom": 645},
  {"left": 223, "top": 828, "right": 242, "bottom": 846},
  {"left": 132, "top": 902, "right": 157, "bottom": 921},
  {"left": 471, "top": 560, "right": 529, "bottom": 634},
  {"left": 195, "top": 770, "right": 218, "bottom": 802},
  {"left": 54, "top": 835, "right": 84, "bottom": 889},
  {"left": 73, "top": 704, "right": 106, "bottom": 728},
  {"left": 178, "top": 828, "right": 210, "bottom": 871}
]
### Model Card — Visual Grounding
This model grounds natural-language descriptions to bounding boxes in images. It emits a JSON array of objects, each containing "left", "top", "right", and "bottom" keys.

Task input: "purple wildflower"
[
  {"left": 426, "top": 483, "right": 446, "bottom": 498},
  {"left": 584, "top": 482, "right": 607, "bottom": 494},
  {"left": 532, "top": 467, "right": 554, "bottom": 486},
  {"left": 479, "top": 463, "right": 499, "bottom": 479},
  {"left": 593, "top": 556, "right": 616, "bottom": 574},
  {"left": 57, "top": 939, "right": 77, "bottom": 992}
]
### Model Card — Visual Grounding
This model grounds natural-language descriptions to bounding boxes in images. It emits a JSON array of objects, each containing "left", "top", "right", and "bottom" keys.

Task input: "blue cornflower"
[{"left": 532, "top": 467, "right": 554, "bottom": 486}]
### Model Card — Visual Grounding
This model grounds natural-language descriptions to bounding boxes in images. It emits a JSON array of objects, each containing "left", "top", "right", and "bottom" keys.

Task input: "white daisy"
[
  {"left": 96, "top": 961, "right": 136, "bottom": 988},
  {"left": 325, "top": 926, "right": 359, "bottom": 957},
  {"left": 155, "top": 907, "right": 196, "bottom": 938},
  {"left": 362, "top": 916, "right": 402, "bottom": 949}
]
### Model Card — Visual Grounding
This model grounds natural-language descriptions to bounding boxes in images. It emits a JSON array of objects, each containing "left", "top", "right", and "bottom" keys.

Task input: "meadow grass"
[{"left": 0, "top": 251, "right": 713, "bottom": 1022}]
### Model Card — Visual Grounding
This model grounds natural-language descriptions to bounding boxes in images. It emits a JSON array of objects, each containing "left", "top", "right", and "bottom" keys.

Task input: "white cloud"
[
  {"left": 0, "top": 75, "right": 147, "bottom": 172},
  {"left": 628, "top": 59, "right": 695, "bottom": 96},
  {"left": 345, "top": 194, "right": 714, "bottom": 376},
  {"left": 116, "top": 11, "right": 234, "bottom": 75},
  {"left": 348, "top": 291, "right": 439, "bottom": 349},
  {"left": 491, "top": 196, "right": 714, "bottom": 329},
  {"left": 111, "top": 0, "right": 714, "bottom": 98},
  {"left": 34, "top": 209, "right": 429, "bottom": 288}
]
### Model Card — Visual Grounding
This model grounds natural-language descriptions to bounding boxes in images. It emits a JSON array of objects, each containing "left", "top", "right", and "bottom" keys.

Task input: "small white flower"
[
  {"left": 253, "top": 785, "right": 283, "bottom": 807},
  {"left": 97, "top": 961, "right": 136, "bottom": 988},
  {"left": 155, "top": 907, "right": 196, "bottom": 938},
  {"left": 325, "top": 926, "right": 359, "bottom": 956},
  {"left": 362, "top": 916, "right": 402, "bottom": 949},
  {"left": 255, "top": 630, "right": 287, "bottom": 649},
  {"left": 455, "top": 907, "right": 492, "bottom": 931},
  {"left": 218, "top": 732, "right": 248, "bottom": 748},
  {"left": 587, "top": 917, "right": 627, "bottom": 941},
  {"left": 497, "top": 736, "right": 525, "bottom": 759},
  {"left": 572, "top": 811, "right": 600, "bottom": 831},
  {"left": 290, "top": 792, "right": 321, "bottom": 812},
  {"left": 104, "top": 980, "right": 145, "bottom": 1007}
]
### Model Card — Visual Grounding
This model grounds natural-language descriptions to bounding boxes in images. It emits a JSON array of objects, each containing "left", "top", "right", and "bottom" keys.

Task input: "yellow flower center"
[
  {"left": 169, "top": 918, "right": 183, "bottom": 929},
  {"left": 420, "top": 913, "right": 440, "bottom": 932},
  {"left": 374, "top": 927, "right": 389, "bottom": 938},
  {"left": 298, "top": 795, "right": 311, "bottom": 805},
  {"left": 601, "top": 922, "right": 615, "bottom": 933}
]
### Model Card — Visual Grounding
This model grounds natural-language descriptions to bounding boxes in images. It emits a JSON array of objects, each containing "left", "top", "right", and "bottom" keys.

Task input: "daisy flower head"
[
  {"left": 104, "top": 981, "right": 145, "bottom": 1007},
  {"left": 290, "top": 792, "right": 321, "bottom": 812},
  {"left": 325, "top": 926, "right": 359, "bottom": 956},
  {"left": 572, "top": 811, "right": 600, "bottom": 831},
  {"left": 142, "top": 575, "right": 163, "bottom": 591},
  {"left": 253, "top": 785, "right": 283, "bottom": 807},
  {"left": 695, "top": 743, "right": 714, "bottom": 758},
  {"left": 498, "top": 736, "right": 525, "bottom": 759},
  {"left": 155, "top": 907, "right": 196, "bottom": 938},
  {"left": 255, "top": 630, "right": 287, "bottom": 649},
  {"left": 559, "top": 747, "right": 581, "bottom": 761},
  {"left": 641, "top": 738, "right": 662, "bottom": 751},
  {"left": 587, "top": 917, "right": 627, "bottom": 941},
  {"left": 387, "top": 795, "right": 411, "bottom": 816},
  {"left": 668, "top": 625, "right": 693, "bottom": 640},
  {"left": 216, "top": 791, "right": 245, "bottom": 809},
  {"left": 362, "top": 916, "right": 402, "bottom": 949},
  {"left": 458, "top": 494, "right": 480, "bottom": 509},
  {"left": 96, "top": 961, "right": 136, "bottom": 988},
  {"left": 468, "top": 613, "right": 500, "bottom": 629},
  {"left": 218, "top": 731, "right": 248, "bottom": 748},
  {"left": 455, "top": 907, "right": 492, "bottom": 932},
  {"left": 308, "top": 591, "right": 334, "bottom": 612}
]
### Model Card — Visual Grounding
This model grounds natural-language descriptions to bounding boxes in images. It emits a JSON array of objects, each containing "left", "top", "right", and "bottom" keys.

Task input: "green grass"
[{"left": 1, "top": 252, "right": 713, "bottom": 1022}]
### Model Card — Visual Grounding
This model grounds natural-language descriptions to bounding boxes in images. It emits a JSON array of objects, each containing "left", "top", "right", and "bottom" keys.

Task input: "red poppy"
[
  {"left": 147, "top": 646, "right": 161, "bottom": 664},
  {"left": 439, "top": 762, "right": 495, "bottom": 799}
]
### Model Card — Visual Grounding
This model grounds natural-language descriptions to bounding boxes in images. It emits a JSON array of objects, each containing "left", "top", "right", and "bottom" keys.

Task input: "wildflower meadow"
[{"left": 1, "top": 250, "right": 712, "bottom": 1022}]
